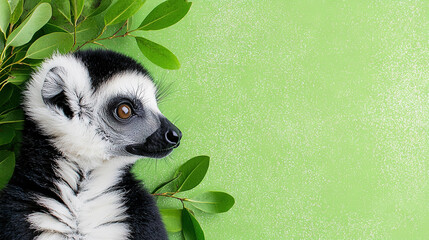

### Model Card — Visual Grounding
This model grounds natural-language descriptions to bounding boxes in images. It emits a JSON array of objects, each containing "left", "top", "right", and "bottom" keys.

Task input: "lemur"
[{"left": 0, "top": 50, "right": 182, "bottom": 240}]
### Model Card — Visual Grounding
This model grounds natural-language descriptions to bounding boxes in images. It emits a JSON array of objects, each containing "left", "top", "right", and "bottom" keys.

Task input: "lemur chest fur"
[{"left": 28, "top": 159, "right": 131, "bottom": 240}]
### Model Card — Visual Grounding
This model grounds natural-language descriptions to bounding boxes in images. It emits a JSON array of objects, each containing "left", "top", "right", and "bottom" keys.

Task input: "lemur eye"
[{"left": 117, "top": 103, "right": 132, "bottom": 119}]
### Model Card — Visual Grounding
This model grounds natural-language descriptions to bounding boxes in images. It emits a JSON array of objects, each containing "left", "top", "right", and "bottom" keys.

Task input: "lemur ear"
[{"left": 41, "top": 67, "right": 74, "bottom": 118}]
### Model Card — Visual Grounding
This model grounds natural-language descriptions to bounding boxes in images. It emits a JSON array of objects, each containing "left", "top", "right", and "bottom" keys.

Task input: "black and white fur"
[{"left": 0, "top": 50, "right": 182, "bottom": 240}]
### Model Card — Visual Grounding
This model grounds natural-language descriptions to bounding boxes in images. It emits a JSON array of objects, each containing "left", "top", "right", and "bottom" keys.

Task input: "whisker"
[
  {"left": 154, "top": 73, "right": 178, "bottom": 105},
  {"left": 155, "top": 158, "right": 158, "bottom": 172},
  {"left": 171, "top": 114, "right": 183, "bottom": 125},
  {"left": 136, "top": 159, "right": 148, "bottom": 173},
  {"left": 163, "top": 155, "right": 174, "bottom": 167}
]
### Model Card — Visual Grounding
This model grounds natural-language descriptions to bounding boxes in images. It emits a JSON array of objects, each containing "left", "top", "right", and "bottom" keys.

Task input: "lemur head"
[{"left": 24, "top": 50, "right": 181, "bottom": 167}]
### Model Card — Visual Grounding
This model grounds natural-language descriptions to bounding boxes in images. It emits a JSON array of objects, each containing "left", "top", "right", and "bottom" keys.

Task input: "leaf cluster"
[
  {"left": 0, "top": 0, "right": 192, "bottom": 190},
  {"left": 152, "top": 156, "right": 235, "bottom": 240},
  {"left": 0, "top": 83, "right": 22, "bottom": 189}
]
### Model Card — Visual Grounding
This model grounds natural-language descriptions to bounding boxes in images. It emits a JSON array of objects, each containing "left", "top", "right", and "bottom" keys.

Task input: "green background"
[{"left": 107, "top": 1, "right": 428, "bottom": 239}]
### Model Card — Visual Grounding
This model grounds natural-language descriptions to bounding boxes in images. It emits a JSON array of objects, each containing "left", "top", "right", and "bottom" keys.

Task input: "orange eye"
[{"left": 117, "top": 103, "right": 132, "bottom": 119}]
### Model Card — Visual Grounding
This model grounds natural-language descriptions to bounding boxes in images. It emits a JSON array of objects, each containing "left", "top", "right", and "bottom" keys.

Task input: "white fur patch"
[
  {"left": 28, "top": 159, "right": 133, "bottom": 240},
  {"left": 93, "top": 71, "right": 160, "bottom": 116},
  {"left": 24, "top": 54, "right": 108, "bottom": 169}
]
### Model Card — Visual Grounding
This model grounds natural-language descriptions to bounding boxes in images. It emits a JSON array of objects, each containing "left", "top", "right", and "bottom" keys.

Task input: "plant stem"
[
  {"left": 0, "top": 57, "right": 26, "bottom": 73},
  {"left": 97, "top": 31, "right": 130, "bottom": 41},
  {"left": 8, "top": 24, "right": 13, "bottom": 35},
  {"left": 0, "top": 71, "right": 8, "bottom": 80},
  {"left": 0, "top": 120, "right": 24, "bottom": 124},
  {"left": 0, "top": 107, "right": 16, "bottom": 116},
  {"left": 97, "top": 22, "right": 134, "bottom": 42},
  {"left": 75, "top": 25, "right": 108, "bottom": 51},
  {"left": 153, "top": 192, "right": 188, "bottom": 202},
  {"left": 0, "top": 78, "right": 8, "bottom": 87},
  {"left": 0, "top": 46, "right": 7, "bottom": 64},
  {"left": 75, "top": 20, "right": 140, "bottom": 51},
  {"left": 92, "top": 41, "right": 107, "bottom": 49},
  {"left": 73, "top": 24, "right": 77, "bottom": 48},
  {"left": 1, "top": 53, "right": 15, "bottom": 67},
  {"left": 76, "top": 16, "right": 87, "bottom": 28},
  {"left": 1, "top": 46, "right": 25, "bottom": 67},
  {"left": 110, "top": 21, "right": 128, "bottom": 39},
  {"left": 0, "top": 80, "right": 9, "bottom": 91}
]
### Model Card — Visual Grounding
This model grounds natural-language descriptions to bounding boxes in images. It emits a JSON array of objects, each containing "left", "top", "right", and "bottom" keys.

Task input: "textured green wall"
[{"left": 107, "top": 1, "right": 428, "bottom": 239}]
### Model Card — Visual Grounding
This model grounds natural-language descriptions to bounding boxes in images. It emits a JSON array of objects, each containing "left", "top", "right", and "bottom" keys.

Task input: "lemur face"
[
  {"left": 93, "top": 70, "right": 182, "bottom": 159},
  {"left": 24, "top": 50, "right": 181, "bottom": 165}
]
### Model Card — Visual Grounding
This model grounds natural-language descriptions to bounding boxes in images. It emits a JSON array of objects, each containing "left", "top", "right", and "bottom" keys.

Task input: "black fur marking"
[
  {"left": 74, "top": 50, "right": 150, "bottom": 91},
  {"left": 0, "top": 118, "right": 62, "bottom": 240},
  {"left": 49, "top": 91, "right": 74, "bottom": 118},
  {"left": 118, "top": 168, "right": 168, "bottom": 240},
  {"left": 41, "top": 67, "right": 74, "bottom": 119},
  {"left": 125, "top": 117, "right": 181, "bottom": 158}
]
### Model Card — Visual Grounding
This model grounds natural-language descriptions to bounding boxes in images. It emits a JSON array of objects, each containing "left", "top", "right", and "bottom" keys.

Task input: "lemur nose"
[{"left": 165, "top": 129, "right": 182, "bottom": 146}]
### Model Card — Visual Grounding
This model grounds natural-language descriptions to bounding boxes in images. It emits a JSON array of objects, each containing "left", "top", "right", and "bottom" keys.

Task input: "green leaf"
[
  {"left": 87, "top": 0, "right": 112, "bottom": 17},
  {"left": 10, "top": 122, "right": 23, "bottom": 131},
  {"left": 23, "top": 58, "right": 43, "bottom": 67},
  {"left": 5, "top": 2, "right": 52, "bottom": 47},
  {"left": 188, "top": 191, "right": 235, "bottom": 213},
  {"left": 8, "top": 0, "right": 18, "bottom": 12},
  {"left": 0, "top": 150, "right": 15, "bottom": 190},
  {"left": 127, "top": 15, "right": 133, "bottom": 30},
  {"left": 182, "top": 208, "right": 205, "bottom": 240},
  {"left": 151, "top": 172, "right": 181, "bottom": 194},
  {"left": 42, "top": 23, "right": 69, "bottom": 34},
  {"left": 0, "top": 83, "right": 13, "bottom": 107},
  {"left": 173, "top": 155, "right": 209, "bottom": 192},
  {"left": 0, "top": 85, "right": 21, "bottom": 113},
  {"left": 75, "top": 18, "right": 101, "bottom": 45},
  {"left": 104, "top": 0, "right": 146, "bottom": 26},
  {"left": 160, "top": 209, "right": 182, "bottom": 233},
  {"left": 8, "top": 70, "right": 29, "bottom": 85},
  {"left": 50, "top": 0, "right": 72, "bottom": 24},
  {"left": 0, "top": 85, "right": 20, "bottom": 113},
  {"left": 9, "top": 0, "right": 22, "bottom": 25},
  {"left": 0, "top": 125, "right": 15, "bottom": 146},
  {"left": 135, "top": 37, "right": 180, "bottom": 70},
  {"left": 12, "top": 46, "right": 26, "bottom": 60},
  {"left": 21, "top": 1, "right": 51, "bottom": 25},
  {"left": 0, "top": 33, "right": 4, "bottom": 51},
  {"left": 21, "top": 0, "right": 48, "bottom": 21},
  {"left": 26, "top": 32, "right": 73, "bottom": 59},
  {"left": 139, "top": 0, "right": 191, "bottom": 31},
  {"left": 0, "top": 0, "right": 10, "bottom": 37},
  {"left": 0, "top": 109, "right": 24, "bottom": 124},
  {"left": 71, "top": 0, "right": 84, "bottom": 23},
  {"left": 11, "top": 120, "right": 23, "bottom": 130}
]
